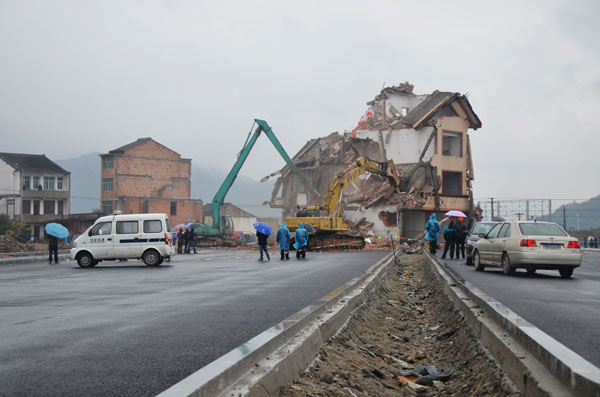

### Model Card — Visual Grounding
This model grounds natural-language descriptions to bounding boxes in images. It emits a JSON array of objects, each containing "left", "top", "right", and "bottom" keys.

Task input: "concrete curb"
[
  {"left": 157, "top": 252, "right": 396, "bottom": 397},
  {"left": 425, "top": 252, "right": 600, "bottom": 397},
  {"left": 0, "top": 250, "right": 71, "bottom": 265}
]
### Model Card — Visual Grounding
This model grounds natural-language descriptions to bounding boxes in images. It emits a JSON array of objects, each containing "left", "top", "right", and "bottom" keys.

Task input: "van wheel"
[
  {"left": 143, "top": 250, "right": 161, "bottom": 266},
  {"left": 77, "top": 252, "right": 95, "bottom": 268}
]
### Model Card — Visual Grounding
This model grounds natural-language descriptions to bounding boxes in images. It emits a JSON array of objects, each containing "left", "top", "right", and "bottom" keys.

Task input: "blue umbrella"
[
  {"left": 45, "top": 223, "right": 69, "bottom": 238},
  {"left": 253, "top": 222, "right": 273, "bottom": 236}
]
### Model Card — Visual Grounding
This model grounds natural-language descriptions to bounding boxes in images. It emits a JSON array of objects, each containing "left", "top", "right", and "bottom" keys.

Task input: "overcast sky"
[{"left": 1, "top": 0, "right": 598, "bottom": 203}]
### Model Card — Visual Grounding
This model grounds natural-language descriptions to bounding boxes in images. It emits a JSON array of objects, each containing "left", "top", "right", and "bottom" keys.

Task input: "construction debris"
[
  {"left": 279, "top": 253, "right": 518, "bottom": 396},
  {"left": 266, "top": 82, "right": 482, "bottom": 240},
  {"left": 0, "top": 233, "right": 34, "bottom": 253}
]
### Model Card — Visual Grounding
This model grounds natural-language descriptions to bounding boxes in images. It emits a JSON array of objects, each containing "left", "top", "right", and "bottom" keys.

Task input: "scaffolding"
[{"left": 477, "top": 199, "right": 563, "bottom": 222}]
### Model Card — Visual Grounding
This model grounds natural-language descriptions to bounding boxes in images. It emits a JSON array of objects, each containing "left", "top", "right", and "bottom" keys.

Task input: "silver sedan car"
[{"left": 472, "top": 221, "right": 582, "bottom": 278}]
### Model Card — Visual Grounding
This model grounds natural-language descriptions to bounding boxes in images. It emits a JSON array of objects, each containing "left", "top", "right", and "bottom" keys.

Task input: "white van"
[{"left": 71, "top": 213, "right": 175, "bottom": 267}]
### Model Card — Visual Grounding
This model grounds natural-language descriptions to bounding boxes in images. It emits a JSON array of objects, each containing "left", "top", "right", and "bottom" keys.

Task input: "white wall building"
[{"left": 0, "top": 153, "right": 70, "bottom": 239}]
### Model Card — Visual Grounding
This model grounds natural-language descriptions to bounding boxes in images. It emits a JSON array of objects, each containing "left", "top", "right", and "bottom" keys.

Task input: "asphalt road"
[
  {"left": 438, "top": 250, "right": 600, "bottom": 368},
  {"left": 0, "top": 249, "right": 388, "bottom": 397}
]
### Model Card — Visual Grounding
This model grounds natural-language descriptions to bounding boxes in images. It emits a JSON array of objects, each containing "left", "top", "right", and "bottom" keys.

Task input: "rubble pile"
[
  {"left": 0, "top": 233, "right": 34, "bottom": 253},
  {"left": 279, "top": 253, "right": 518, "bottom": 396}
]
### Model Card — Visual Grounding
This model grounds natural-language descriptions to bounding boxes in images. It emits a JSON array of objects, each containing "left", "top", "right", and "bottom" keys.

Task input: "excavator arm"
[
  {"left": 211, "top": 119, "right": 319, "bottom": 233},
  {"left": 313, "top": 157, "right": 395, "bottom": 217},
  {"left": 286, "top": 157, "right": 399, "bottom": 236}
]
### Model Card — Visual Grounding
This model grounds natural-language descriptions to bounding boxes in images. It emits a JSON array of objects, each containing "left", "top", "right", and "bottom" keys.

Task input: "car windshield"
[
  {"left": 472, "top": 223, "right": 495, "bottom": 235},
  {"left": 518, "top": 223, "right": 568, "bottom": 236}
]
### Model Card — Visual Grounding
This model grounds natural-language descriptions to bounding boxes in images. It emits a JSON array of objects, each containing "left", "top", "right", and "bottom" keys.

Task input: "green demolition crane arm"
[{"left": 212, "top": 119, "right": 320, "bottom": 233}]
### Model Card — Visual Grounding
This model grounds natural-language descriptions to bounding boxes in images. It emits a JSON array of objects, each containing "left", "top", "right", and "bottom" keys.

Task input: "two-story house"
[
  {"left": 100, "top": 138, "right": 203, "bottom": 225},
  {"left": 0, "top": 153, "right": 70, "bottom": 239}
]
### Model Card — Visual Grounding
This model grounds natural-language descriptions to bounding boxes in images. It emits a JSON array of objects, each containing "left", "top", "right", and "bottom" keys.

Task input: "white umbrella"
[{"left": 444, "top": 210, "right": 466, "bottom": 218}]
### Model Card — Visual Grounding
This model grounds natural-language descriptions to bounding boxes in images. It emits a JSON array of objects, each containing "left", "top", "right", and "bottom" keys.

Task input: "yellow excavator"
[{"left": 285, "top": 157, "right": 400, "bottom": 249}]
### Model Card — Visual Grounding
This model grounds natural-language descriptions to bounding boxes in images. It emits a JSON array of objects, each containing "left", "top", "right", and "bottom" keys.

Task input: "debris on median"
[{"left": 279, "top": 253, "right": 519, "bottom": 396}]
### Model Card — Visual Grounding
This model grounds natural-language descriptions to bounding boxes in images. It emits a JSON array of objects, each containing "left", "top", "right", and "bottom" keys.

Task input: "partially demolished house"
[{"left": 266, "top": 82, "right": 482, "bottom": 239}]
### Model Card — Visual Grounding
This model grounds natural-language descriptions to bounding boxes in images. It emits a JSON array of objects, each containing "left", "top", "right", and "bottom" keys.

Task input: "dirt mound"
[
  {"left": 279, "top": 253, "right": 519, "bottom": 396},
  {"left": 0, "top": 233, "right": 34, "bottom": 253}
]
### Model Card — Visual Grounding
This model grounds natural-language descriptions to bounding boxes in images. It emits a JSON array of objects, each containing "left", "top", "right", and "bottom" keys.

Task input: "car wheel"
[
  {"left": 474, "top": 251, "right": 485, "bottom": 271},
  {"left": 77, "top": 252, "right": 95, "bottom": 268},
  {"left": 502, "top": 254, "right": 515, "bottom": 275},
  {"left": 526, "top": 265, "right": 536, "bottom": 275},
  {"left": 143, "top": 250, "right": 161, "bottom": 266},
  {"left": 559, "top": 268, "right": 573, "bottom": 278}
]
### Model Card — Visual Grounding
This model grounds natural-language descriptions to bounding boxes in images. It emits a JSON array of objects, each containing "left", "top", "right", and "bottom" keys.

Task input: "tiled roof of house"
[
  {"left": 108, "top": 137, "right": 153, "bottom": 154},
  {"left": 0, "top": 153, "right": 69, "bottom": 173},
  {"left": 402, "top": 90, "right": 482, "bottom": 129}
]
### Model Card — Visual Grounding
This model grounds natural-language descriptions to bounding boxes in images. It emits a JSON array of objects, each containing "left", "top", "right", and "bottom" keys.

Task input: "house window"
[
  {"left": 102, "top": 200, "right": 113, "bottom": 214},
  {"left": 57, "top": 200, "right": 64, "bottom": 215},
  {"left": 442, "top": 131, "right": 463, "bottom": 157},
  {"left": 141, "top": 200, "right": 149, "bottom": 213},
  {"left": 170, "top": 201, "right": 177, "bottom": 215},
  {"left": 103, "top": 157, "right": 113, "bottom": 170},
  {"left": 33, "top": 200, "right": 40, "bottom": 215},
  {"left": 44, "top": 176, "right": 55, "bottom": 190},
  {"left": 33, "top": 176, "right": 40, "bottom": 189},
  {"left": 22, "top": 176, "right": 30, "bottom": 190},
  {"left": 44, "top": 200, "right": 55, "bottom": 214},
  {"left": 57, "top": 177, "right": 63, "bottom": 190},
  {"left": 103, "top": 178, "right": 113, "bottom": 192},
  {"left": 22, "top": 199, "right": 31, "bottom": 214},
  {"left": 442, "top": 171, "right": 462, "bottom": 196}
]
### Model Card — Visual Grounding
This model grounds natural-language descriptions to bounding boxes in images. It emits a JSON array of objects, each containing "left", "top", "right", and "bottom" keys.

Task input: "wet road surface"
[
  {"left": 0, "top": 249, "right": 388, "bottom": 397},
  {"left": 439, "top": 250, "right": 600, "bottom": 367}
]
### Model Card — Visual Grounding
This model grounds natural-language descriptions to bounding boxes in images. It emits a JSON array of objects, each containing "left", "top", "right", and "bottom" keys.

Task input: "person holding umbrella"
[
  {"left": 48, "top": 234, "right": 59, "bottom": 264},
  {"left": 254, "top": 222, "right": 272, "bottom": 261},
  {"left": 45, "top": 223, "right": 68, "bottom": 265},
  {"left": 293, "top": 222, "right": 309, "bottom": 259},
  {"left": 454, "top": 217, "right": 467, "bottom": 259},
  {"left": 276, "top": 222, "right": 291, "bottom": 260}
]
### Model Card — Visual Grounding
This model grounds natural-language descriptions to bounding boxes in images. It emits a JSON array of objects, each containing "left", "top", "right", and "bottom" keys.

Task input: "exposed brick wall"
[
  {"left": 113, "top": 156, "right": 190, "bottom": 179},
  {"left": 122, "top": 199, "right": 203, "bottom": 226},
  {"left": 115, "top": 177, "right": 189, "bottom": 199},
  {"left": 100, "top": 138, "right": 193, "bottom": 207}
]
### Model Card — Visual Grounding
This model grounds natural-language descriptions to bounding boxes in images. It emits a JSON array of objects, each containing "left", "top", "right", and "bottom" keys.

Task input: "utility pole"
[
  {"left": 563, "top": 205, "right": 566, "bottom": 229},
  {"left": 491, "top": 198, "right": 494, "bottom": 220}
]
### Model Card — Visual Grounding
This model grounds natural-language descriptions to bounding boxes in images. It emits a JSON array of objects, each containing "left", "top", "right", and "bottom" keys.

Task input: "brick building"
[{"left": 99, "top": 138, "right": 203, "bottom": 225}]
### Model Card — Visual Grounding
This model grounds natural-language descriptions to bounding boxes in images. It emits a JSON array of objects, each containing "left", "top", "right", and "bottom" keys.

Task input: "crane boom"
[{"left": 211, "top": 119, "right": 319, "bottom": 233}]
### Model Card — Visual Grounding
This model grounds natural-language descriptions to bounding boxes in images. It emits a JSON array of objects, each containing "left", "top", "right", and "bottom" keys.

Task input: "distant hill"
[
  {"left": 56, "top": 153, "right": 279, "bottom": 217},
  {"left": 56, "top": 152, "right": 101, "bottom": 213},
  {"left": 541, "top": 194, "right": 600, "bottom": 231}
]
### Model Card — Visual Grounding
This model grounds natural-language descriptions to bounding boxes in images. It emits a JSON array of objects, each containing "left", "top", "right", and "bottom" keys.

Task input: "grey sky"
[{"left": 1, "top": 0, "right": 598, "bottom": 202}]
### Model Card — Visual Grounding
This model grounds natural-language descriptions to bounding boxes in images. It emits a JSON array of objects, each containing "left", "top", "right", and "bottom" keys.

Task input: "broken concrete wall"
[
  {"left": 267, "top": 82, "right": 481, "bottom": 239},
  {"left": 357, "top": 126, "right": 436, "bottom": 164}
]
